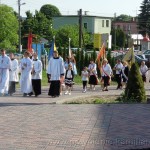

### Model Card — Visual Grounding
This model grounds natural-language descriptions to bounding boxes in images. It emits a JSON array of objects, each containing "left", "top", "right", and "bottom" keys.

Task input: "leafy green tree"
[
  {"left": 111, "top": 27, "right": 126, "bottom": 49},
  {"left": 107, "top": 49, "right": 111, "bottom": 64},
  {"left": 84, "top": 52, "right": 89, "bottom": 67},
  {"left": 138, "top": 0, "right": 150, "bottom": 37},
  {"left": 55, "top": 25, "right": 91, "bottom": 48},
  {"left": 0, "top": 4, "right": 18, "bottom": 50},
  {"left": 21, "top": 10, "right": 53, "bottom": 48},
  {"left": 40, "top": 4, "right": 61, "bottom": 19},
  {"left": 115, "top": 14, "right": 133, "bottom": 21},
  {"left": 117, "top": 28, "right": 126, "bottom": 47},
  {"left": 125, "top": 63, "right": 146, "bottom": 102},
  {"left": 92, "top": 49, "right": 97, "bottom": 62}
]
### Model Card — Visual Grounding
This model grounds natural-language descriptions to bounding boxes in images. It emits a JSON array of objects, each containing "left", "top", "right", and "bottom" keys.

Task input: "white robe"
[
  {"left": 0, "top": 55, "right": 11, "bottom": 94},
  {"left": 20, "top": 57, "right": 33, "bottom": 93},
  {"left": 9, "top": 59, "right": 19, "bottom": 82},
  {"left": 32, "top": 59, "right": 42, "bottom": 79},
  {"left": 47, "top": 57, "right": 65, "bottom": 81}
]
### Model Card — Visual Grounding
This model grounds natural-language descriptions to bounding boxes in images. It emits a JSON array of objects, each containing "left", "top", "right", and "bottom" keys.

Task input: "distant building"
[
  {"left": 52, "top": 15, "right": 112, "bottom": 35},
  {"left": 112, "top": 18, "right": 138, "bottom": 35}
]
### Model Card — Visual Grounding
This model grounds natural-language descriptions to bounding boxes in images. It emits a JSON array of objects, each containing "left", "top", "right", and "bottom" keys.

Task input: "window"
[
  {"left": 102, "top": 20, "right": 104, "bottom": 27},
  {"left": 106, "top": 20, "right": 109, "bottom": 27},
  {"left": 84, "top": 23, "right": 88, "bottom": 29},
  {"left": 128, "top": 24, "right": 131, "bottom": 31}
]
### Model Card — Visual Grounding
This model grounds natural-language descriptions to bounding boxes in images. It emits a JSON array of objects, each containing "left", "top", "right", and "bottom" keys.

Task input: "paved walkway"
[{"left": 0, "top": 85, "right": 150, "bottom": 150}]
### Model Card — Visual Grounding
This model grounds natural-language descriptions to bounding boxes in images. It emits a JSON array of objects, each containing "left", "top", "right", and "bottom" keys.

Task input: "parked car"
[
  {"left": 137, "top": 54, "right": 147, "bottom": 60},
  {"left": 135, "top": 55, "right": 148, "bottom": 64}
]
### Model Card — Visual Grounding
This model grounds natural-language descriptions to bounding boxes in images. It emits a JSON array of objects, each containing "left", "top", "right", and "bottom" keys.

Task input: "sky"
[{"left": 1, "top": 0, "right": 142, "bottom": 17}]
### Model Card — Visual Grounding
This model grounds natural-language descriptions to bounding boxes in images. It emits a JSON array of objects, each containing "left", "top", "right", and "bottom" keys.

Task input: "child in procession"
[
  {"left": 81, "top": 67, "right": 88, "bottom": 93},
  {"left": 64, "top": 64, "right": 74, "bottom": 95}
]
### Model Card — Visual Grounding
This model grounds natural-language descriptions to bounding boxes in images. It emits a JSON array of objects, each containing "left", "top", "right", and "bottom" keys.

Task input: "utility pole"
[
  {"left": 136, "top": 9, "right": 139, "bottom": 50},
  {"left": 79, "top": 9, "right": 82, "bottom": 49},
  {"left": 18, "top": 0, "right": 25, "bottom": 53},
  {"left": 18, "top": 0, "right": 21, "bottom": 53},
  {"left": 114, "top": 12, "right": 116, "bottom": 50}
]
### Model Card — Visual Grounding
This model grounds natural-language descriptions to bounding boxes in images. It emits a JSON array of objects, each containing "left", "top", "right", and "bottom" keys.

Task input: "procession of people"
[{"left": 0, "top": 49, "right": 149, "bottom": 98}]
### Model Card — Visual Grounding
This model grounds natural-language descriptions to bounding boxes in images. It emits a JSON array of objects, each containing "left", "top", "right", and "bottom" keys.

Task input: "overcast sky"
[{"left": 2, "top": 0, "right": 142, "bottom": 17}]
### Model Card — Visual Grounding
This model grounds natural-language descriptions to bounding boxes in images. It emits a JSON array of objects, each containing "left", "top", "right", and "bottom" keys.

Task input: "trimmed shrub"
[{"left": 124, "top": 63, "right": 146, "bottom": 102}]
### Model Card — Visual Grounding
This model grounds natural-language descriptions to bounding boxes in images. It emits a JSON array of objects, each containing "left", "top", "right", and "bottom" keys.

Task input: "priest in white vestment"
[
  {"left": 20, "top": 51, "right": 33, "bottom": 97},
  {"left": 47, "top": 50, "right": 65, "bottom": 97},
  {"left": 8, "top": 53, "right": 19, "bottom": 95},
  {"left": 0, "top": 49, "right": 11, "bottom": 96}
]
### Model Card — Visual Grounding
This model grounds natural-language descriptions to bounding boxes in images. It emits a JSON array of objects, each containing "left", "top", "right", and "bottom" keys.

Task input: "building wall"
[
  {"left": 94, "top": 18, "right": 111, "bottom": 34},
  {"left": 53, "top": 17, "right": 79, "bottom": 29},
  {"left": 112, "top": 21, "right": 138, "bottom": 34},
  {"left": 52, "top": 16, "right": 111, "bottom": 34}
]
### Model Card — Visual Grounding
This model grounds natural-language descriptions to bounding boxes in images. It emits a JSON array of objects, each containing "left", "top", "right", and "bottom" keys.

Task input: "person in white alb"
[
  {"left": 31, "top": 52, "right": 42, "bottom": 97},
  {"left": 101, "top": 58, "right": 112, "bottom": 91},
  {"left": 0, "top": 49, "right": 11, "bottom": 96},
  {"left": 47, "top": 50, "right": 65, "bottom": 98},
  {"left": 20, "top": 51, "right": 33, "bottom": 97},
  {"left": 8, "top": 53, "right": 19, "bottom": 96},
  {"left": 140, "top": 61, "right": 148, "bottom": 82}
]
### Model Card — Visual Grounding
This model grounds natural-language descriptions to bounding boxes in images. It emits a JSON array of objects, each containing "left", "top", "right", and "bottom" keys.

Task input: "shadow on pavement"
[{"left": 0, "top": 102, "right": 56, "bottom": 107}]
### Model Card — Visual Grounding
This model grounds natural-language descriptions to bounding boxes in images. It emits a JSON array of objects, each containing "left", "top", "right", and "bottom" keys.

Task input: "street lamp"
[{"left": 18, "top": 0, "right": 26, "bottom": 53}]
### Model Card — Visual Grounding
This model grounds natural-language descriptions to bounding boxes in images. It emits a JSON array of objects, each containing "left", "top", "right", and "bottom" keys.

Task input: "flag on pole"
[
  {"left": 27, "top": 31, "right": 33, "bottom": 53},
  {"left": 122, "top": 46, "right": 135, "bottom": 67},
  {"left": 96, "top": 43, "right": 106, "bottom": 70},
  {"left": 48, "top": 38, "right": 57, "bottom": 61},
  {"left": 69, "top": 38, "right": 72, "bottom": 58}
]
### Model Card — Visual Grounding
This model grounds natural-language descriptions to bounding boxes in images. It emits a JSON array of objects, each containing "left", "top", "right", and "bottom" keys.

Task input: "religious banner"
[{"left": 94, "top": 34, "right": 102, "bottom": 48}]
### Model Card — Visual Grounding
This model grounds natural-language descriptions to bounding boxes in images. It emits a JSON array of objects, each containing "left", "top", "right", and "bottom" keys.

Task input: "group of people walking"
[
  {"left": 82, "top": 58, "right": 149, "bottom": 92},
  {"left": 0, "top": 49, "right": 42, "bottom": 97},
  {"left": 0, "top": 49, "right": 149, "bottom": 97}
]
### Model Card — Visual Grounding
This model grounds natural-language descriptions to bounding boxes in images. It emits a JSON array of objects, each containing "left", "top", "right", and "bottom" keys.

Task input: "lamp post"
[{"left": 18, "top": 0, "right": 26, "bottom": 53}]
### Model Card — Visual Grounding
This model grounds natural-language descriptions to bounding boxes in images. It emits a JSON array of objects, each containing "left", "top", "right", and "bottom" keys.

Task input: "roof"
[{"left": 52, "top": 15, "right": 112, "bottom": 19}]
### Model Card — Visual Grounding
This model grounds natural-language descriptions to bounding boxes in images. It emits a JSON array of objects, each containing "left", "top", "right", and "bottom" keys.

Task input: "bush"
[{"left": 124, "top": 63, "right": 146, "bottom": 102}]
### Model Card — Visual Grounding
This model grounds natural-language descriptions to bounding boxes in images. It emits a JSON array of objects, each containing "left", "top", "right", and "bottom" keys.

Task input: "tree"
[
  {"left": 138, "top": 0, "right": 150, "bottom": 37},
  {"left": 40, "top": 4, "right": 61, "bottom": 19},
  {"left": 111, "top": 27, "right": 126, "bottom": 49},
  {"left": 21, "top": 10, "right": 53, "bottom": 48},
  {"left": 0, "top": 4, "right": 18, "bottom": 50},
  {"left": 55, "top": 25, "right": 91, "bottom": 48},
  {"left": 114, "top": 14, "right": 133, "bottom": 22},
  {"left": 125, "top": 63, "right": 146, "bottom": 102}
]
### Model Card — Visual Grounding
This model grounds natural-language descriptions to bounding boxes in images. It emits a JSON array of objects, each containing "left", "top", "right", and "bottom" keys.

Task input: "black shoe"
[
  {"left": 23, "top": 93, "right": 27, "bottom": 97},
  {"left": 28, "top": 92, "right": 33, "bottom": 96}
]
